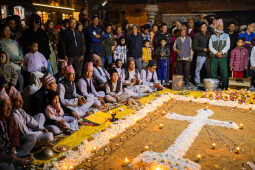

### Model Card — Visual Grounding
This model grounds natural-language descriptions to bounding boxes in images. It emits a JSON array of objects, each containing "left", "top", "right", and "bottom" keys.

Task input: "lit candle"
[
  {"left": 239, "top": 123, "right": 244, "bottom": 129},
  {"left": 122, "top": 157, "right": 130, "bottom": 166},
  {"left": 211, "top": 143, "right": 216, "bottom": 149},
  {"left": 235, "top": 146, "right": 240, "bottom": 154},
  {"left": 196, "top": 154, "right": 202, "bottom": 162},
  {"left": 159, "top": 123, "right": 164, "bottom": 129},
  {"left": 144, "top": 145, "right": 149, "bottom": 150}
]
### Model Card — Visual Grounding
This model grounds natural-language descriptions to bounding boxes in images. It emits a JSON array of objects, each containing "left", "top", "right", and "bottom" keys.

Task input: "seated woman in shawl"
[
  {"left": 140, "top": 60, "right": 163, "bottom": 91},
  {"left": 58, "top": 65, "right": 94, "bottom": 119},
  {"left": 10, "top": 88, "right": 54, "bottom": 148},
  {"left": 77, "top": 62, "right": 105, "bottom": 109},
  {"left": 45, "top": 90, "right": 79, "bottom": 135}
]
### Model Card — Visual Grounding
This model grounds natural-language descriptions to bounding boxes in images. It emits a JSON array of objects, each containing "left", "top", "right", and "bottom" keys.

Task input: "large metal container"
[{"left": 203, "top": 78, "right": 219, "bottom": 91}]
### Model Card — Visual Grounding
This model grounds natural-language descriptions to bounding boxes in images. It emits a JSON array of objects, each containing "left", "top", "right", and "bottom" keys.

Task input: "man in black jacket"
[
  {"left": 59, "top": 18, "right": 86, "bottom": 78},
  {"left": 193, "top": 22, "right": 211, "bottom": 86},
  {"left": 127, "top": 25, "right": 143, "bottom": 70}
]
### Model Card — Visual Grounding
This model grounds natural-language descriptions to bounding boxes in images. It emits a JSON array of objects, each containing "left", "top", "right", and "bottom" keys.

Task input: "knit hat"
[
  {"left": 64, "top": 65, "right": 75, "bottom": 74},
  {"left": 216, "top": 19, "right": 223, "bottom": 26},
  {"left": 84, "top": 62, "right": 93, "bottom": 72},
  {"left": 8, "top": 86, "right": 20, "bottom": 100},
  {"left": 43, "top": 74, "right": 56, "bottom": 86}
]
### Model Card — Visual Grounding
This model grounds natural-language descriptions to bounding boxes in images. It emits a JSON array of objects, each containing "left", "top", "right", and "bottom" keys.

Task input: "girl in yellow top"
[{"left": 142, "top": 40, "right": 152, "bottom": 68}]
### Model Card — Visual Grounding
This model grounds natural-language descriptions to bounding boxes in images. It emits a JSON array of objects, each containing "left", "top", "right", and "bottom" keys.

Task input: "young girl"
[
  {"left": 113, "top": 37, "right": 127, "bottom": 65},
  {"left": 45, "top": 90, "right": 79, "bottom": 135},
  {"left": 142, "top": 40, "right": 152, "bottom": 68},
  {"left": 230, "top": 38, "right": 249, "bottom": 78}
]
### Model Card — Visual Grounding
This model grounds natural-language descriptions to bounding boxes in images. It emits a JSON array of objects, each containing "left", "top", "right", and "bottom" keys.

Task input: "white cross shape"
[{"left": 130, "top": 109, "right": 239, "bottom": 170}]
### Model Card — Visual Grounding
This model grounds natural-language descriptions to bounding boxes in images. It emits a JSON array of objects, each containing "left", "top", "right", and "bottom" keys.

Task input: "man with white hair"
[
  {"left": 209, "top": 18, "right": 230, "bottom": 90},
  {"left": 92, "top": 53, "right": 110, "bottom": 90}
]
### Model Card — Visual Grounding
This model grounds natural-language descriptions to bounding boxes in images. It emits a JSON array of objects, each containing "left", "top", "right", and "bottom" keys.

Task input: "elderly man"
[
  {"left": 209, "top": 19, "right": 230, "bottom": 90},
  {"left": 92, "top": 54, "right": 110, "bottom": 90},
  {"left": 141, "top": 60, "right": 163, "bottom": 91},
  {"left": 77, "top": 62, "right": 105, "bottom": 109},
  {"left": 59, "top": 65, "right": 94, "bottom": 118},
  {"left": 121, "top": 58, "right": 152, "bottom": 97},
  {"left": 0, "top": 95, "right": 32, "bottom": 170},
  {"left": 10, "top": 90, "right": 53, "bottom": 148}
]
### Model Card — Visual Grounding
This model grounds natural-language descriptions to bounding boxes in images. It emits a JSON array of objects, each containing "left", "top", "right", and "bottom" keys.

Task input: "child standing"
[
  {"left": 230, "top": 38, "right": 249, "bottom": 78},
  {"left": 113, "top": 37, "right": 127, "bottom": 65},
  {"left": 155, "top": 38, "right": 170, "bottom": 84},
  {"left": 142, "top": 40, "right": 152, "bottom": 68}
]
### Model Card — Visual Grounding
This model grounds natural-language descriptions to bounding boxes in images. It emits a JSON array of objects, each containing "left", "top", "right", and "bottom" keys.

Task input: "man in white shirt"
[{"left": 141, "top": 60, "right": 163, "bottom": 91}]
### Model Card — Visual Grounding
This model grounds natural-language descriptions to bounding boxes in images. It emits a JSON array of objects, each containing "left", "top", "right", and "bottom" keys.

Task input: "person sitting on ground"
[
  {"left": 45, "top": 90, "right": 79, "bottom": 135},
  {"left": 31, "top": 74, "right": 58, "bottom": 115},
  {"left": 10, "top": 89, "right": 54, "bottom": 148},
  {"left": 141, "top": 60, "right": 163, "bottom": 91},
  {"left": 121, "top": 58, "right": 152, "bottom": 97},
  {"left": 23, "top": 41, "right": 48, "bottom": 74},
  {"left": 121, "top": 57, "right": 142, "bottom": 87},
  {"left": 59, "top": 65, "right": 94, "bottom": 119},
  {"left": 105, "top": 69, "right": 124, "bottom": 103},
  {"left": 0, "top": 95, "right": 30, "bottom": 170},
  {"left": 92, "top": 53, "right": 110, "bottom": 90},
  {"left": 0, "top": 51, "right": 19, "bottom": 91},
  {"left": 77, "top": 62, "right": 105, "bottom": 109}
]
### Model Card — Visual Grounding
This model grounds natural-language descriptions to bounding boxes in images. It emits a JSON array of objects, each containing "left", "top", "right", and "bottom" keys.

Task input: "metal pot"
[{"left": 203, "top": 78, "right": 219, "bottom": 91}]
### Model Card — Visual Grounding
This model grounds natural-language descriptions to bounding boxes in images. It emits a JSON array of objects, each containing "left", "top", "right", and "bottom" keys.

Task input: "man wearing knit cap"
[
  {"left": 31, "top": 74, "right": 58, "bottom": 115},
  {"left": 77, "top": 62, "right": 106, "bottom": 109},
  {"left": 209, "top": 18, "right": 230, "bottom": 89},
  {"left": 58, "top": 65, "right": 94, "bottom": 118}
]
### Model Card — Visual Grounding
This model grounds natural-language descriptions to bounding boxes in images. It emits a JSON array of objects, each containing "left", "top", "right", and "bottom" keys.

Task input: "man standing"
[
  {"left": 127, "top": 25, "right": 143, "bottom": 70},
  {"left": 209, "top": 19, "right": 230, "bottom": 89},
  {"left": 88, "top": 16, "right": 104, "bottom": 58},
  {"left": 187, "top": 18, "right": 196, "bottom": 38},
  {"left": 60, "top": 18, "right": 86, "bottom": 78},
  {"left": 193, "top": 22, "right": 211, "bottom": 86}
]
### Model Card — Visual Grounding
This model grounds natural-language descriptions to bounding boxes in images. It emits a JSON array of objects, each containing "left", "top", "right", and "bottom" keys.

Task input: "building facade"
[{"left": 0, "top": 0, "right": 88, "bottom": 23}]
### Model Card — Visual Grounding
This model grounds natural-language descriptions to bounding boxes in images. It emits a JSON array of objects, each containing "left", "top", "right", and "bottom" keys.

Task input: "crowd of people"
[{"left": 0, "top": 8, "right": 255, "bottom": 169}]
